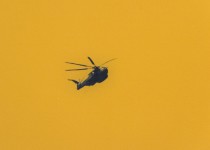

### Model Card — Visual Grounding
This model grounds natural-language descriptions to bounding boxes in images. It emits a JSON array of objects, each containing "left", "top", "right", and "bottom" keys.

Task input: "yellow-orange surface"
[{"left": 0, "top": 0, "right": 210, "bottom": 150}]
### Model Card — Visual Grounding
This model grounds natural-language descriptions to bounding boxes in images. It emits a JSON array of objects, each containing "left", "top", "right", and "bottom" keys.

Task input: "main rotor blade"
[
  {"left": 100, "top": 58, "right": 117, "bottom": 66},
  {"left": 65, "top": 68, "right": 92, "bottom": 71},
  {"left": 65, "top": 62, "right": 93, "bottom": 67},
  {"left": 87, "top": 57, "right": 96, "bottom": 66}
]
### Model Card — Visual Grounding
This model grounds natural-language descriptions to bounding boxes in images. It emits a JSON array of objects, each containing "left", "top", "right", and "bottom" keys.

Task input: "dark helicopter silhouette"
[{"left": 66, "top": 57, "right": 116, "bottom": 90}]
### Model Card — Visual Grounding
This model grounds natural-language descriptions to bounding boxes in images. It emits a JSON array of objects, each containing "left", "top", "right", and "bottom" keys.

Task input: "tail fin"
[
  {"left": 68, "top": 79, "right": 83, "bottom": 90},
  {"left": 68, "top": 79, "right": 79, "bottom": 84}
]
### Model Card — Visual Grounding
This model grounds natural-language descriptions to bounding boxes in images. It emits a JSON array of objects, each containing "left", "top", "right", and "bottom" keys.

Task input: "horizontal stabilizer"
[{"left": 68, "top": 79, "right": 79, "bottom": 84}]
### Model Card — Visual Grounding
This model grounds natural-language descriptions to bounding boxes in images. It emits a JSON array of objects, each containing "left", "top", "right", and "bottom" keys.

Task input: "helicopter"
[{"left": 66, "top": 57, "right": 116, "bottom": 90}]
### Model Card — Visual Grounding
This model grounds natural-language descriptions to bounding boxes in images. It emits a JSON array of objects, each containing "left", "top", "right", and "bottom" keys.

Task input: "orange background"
[{"left": 0, "top": 0, "right": 210, "bottom": 150}]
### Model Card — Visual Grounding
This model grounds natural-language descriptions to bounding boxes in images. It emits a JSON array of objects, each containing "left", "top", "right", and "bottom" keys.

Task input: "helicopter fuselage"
[
  {"left": 66, "top": 56, "right": 115, "bottom": 90},
  {"left": 77, "top": 67, "right": 108, "bottom": 90}
]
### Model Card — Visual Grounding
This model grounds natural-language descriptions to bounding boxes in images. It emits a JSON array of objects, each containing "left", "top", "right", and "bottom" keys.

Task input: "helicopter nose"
[{"left": 103, "top": 68, "right": 108, "bottom": 73}]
